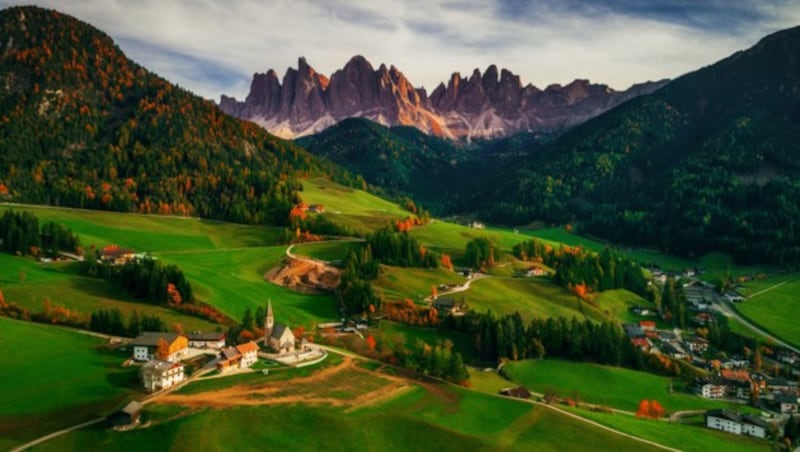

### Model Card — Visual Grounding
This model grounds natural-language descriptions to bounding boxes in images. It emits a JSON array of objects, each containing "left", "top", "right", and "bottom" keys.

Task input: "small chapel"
[{"left": 264, "top": 300, "right": 295, "bottom": 354}]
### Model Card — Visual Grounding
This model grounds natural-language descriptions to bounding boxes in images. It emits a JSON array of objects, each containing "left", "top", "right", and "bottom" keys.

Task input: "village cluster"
[
  {"left": 126, "top": 301, "right": 309, "bottom": 392},
  {"left": 624, "top": 275, "right": 799, "bottom": 439}
]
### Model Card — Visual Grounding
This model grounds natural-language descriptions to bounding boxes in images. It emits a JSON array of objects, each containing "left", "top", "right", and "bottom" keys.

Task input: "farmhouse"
[
  {"left": 699, "top": 380, "right": 727, "bottom": 399},
  {"left": 140, "top": 360, "right": 185, "bottom": 392},
  {"left": 265, "top": 301, "right": 296, "bottom": 354},
  {"left": 307, "top": 204, "right": 325, "bottom": 213},
  {"left": 107, "top": 401, "right": 142, "bottom": 427},
  {"left": 236, "top": 341, "right": 259, "bottom": 368},
  {"left": 187, "top": 331, "right": 227, "bottom": 349},
  {"left": 100, "top": 245, "right": 137, "bottom": 265},
  {"left": 639, "top": 320, "right": 656, "bottom": 331},
  {"left": 705, "top": 410, "right": 770, "bottom": 439},
  {"left": 433, "top": 297, "right": 466, "bottom": 316},
  {"left": 218, "top": 346, "right": 242, "bottom": 372},
  {"left": 500, "top": 386, "right": 532, "bottom": 400},
  {"left": 130, "top": 332, "right": 188, "bottom": 362}
]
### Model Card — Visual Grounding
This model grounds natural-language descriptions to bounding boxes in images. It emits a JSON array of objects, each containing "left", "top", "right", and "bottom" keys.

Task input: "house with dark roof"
[
  {"left": 741, "top": 414, "right": 771, "bottom": 439},
  {"left": 776, "top": 394, "right": 799, "bottom": 414},
  {"left": 130, "top": 332, "right": 188, "bottom": 362},
  {"left": 500, "top": 386, "right": 532, "bottom": 400},
  {"left": 218, "top": 346, "right": 242, "bottom": 372},
  {"left": 705, "top": 409, "right": 771, "bottom": 439},
  {"left": 187, "top": 331, "right": 226, "bottom": 349},
  {"left": 107, "top": 401, "right": 142, "bottom": 427},
  {"left": 269, "top": 324, "right": 295, "bottom": 354}
]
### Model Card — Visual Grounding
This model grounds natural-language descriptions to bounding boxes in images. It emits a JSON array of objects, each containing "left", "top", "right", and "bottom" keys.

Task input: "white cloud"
[{"left": 3, "top": 0, "right": 799, "bottom": 99}]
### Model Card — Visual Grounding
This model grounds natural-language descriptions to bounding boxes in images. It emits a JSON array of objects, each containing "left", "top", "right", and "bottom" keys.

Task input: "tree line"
[
  {"left": 512, "top": 239, "right": 653, "bottom": 300},
  {"left": 89, "top": 308, "right": 169, "bottom": 336},
  {"left": 80, "top": 255, "right": 194, "bottom": 305},
  {"left": 0, "top": 210, "right": 80, "bottom": 256}
]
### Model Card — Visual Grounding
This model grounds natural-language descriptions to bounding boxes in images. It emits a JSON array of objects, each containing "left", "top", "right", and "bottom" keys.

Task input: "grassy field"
[
  {"left": 468, "top": 367, "right": 515, "bottom": 394},
  {"left": 0, "top": 317, "right": 138, "bottom": 450},
  {"left": 157, "top": 246, "right": 338, "bottom": 326},
  {"left": 464, "top": 277, "right": 603, "bottom": 321},
  {"left": 47, "top": 374, "right": 651, "bottom": 451},
  {"left": 379, "top": 320, "right": 477, "bottom": 361},
  {"left": 373, "top": 265, "right": 466, "bottom": 301},
  {"left": 299, "top": 179, "right": 410, "bottom": 233},
  {"left": 737, "top": 275, "right": 800, "bottom": 346},
  {"left": 0, "top": 204, "right": 283, "bottom": 251},
  {"left": 291, "top": 240, "right": 363, "bottom": 261},
  {"left": 503, "top": 359, "right": 737, "bottom": 413},
  {"left": 593, "top": 289, "right": 649, "bottom": 323},
  {"left": 565, "top": 407, "right": 769, "bottom": 452},
  {"left": 0, "top": 254, "right": 220, "bottom": 332}
]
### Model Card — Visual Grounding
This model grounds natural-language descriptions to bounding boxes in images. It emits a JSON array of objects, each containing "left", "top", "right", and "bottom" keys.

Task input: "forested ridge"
[
  {"left": 0, "top": 6, "right": 348, "bottom": 225},
  {"left": 465, "top": 26, "right": 800, "bottom": 265}
]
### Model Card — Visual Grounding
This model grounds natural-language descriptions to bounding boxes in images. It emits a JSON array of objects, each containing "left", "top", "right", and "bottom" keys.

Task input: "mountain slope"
[
  {"left": 0, "top": 6, "right": 344, "bottom": 225},
  {"left": 296, "top": 118, "right": 549, "bottom": 212},
  {"left": 220, "top": 56, "right": 667, "bottom": 140},
  {"left": 469, "top": 26, "right": 800, "bottom": 264}
]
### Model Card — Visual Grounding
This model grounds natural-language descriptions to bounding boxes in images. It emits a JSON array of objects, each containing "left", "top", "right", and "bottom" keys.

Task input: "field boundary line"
[{"left": 746, "top": 280, "right": 789, "bottom": 299}]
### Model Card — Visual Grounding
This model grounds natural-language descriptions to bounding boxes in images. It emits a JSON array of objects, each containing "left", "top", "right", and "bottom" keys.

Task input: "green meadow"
[
  {"left": 0, "top": 318, "right": 138, "bottom": 450},
  {"left": 566, "top": 408, "right": 769, "bottom": 452},
  {"left": 737, "top": 275, "right": 800, "bottom": 347},
  {"left": 373, "top": 265, "right": 466, "bottom": 301},
  {"left": 503, "top": 359, "right": 736, "bottom": 413},
  {"left": 47, "top": 380, "right": 651, "bottom": 452},
  {"left": 0, "top": 254, "right": 220, "bottom": 332}
]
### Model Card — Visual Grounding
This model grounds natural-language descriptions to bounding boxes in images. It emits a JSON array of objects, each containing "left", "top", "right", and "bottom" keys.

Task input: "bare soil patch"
[{"left": 264, "top": 258, "right": 341, "bottom": 294}]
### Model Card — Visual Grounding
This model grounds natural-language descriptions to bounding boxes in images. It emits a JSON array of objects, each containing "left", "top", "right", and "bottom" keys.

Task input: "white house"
[
  {"left": 706, "top": 410, "right": 742, "bottom": 435},
  {"left": 130, "top": 332, "right": 188, "bottom": 362},
  {"left": 236, "top": 342, "right": 259, "bottom": 368},
  {"left": 741, "top": 415, "right": 770, "bottom": 439},
  {"left": 187, "top": 331, "right": 227, "bottom": 349},
  {"left": 700, "top": 382, "right": 727, "bottom": 399},
  {"left": 706, "top": 410, "right": 771, "bottom": 439},
  {"left": 140, "top": 360, "right": 185, "bottom": 392},
  {"left": 776, "top": 394, "right": 799, "bottom": 414}
]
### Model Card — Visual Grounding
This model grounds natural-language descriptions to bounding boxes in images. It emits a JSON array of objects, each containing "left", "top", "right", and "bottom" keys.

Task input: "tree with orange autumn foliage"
[
  {"left": 636, "top": 399, "right": 665, "bottom": 419},
  {"left": 441, "top": 253, "right": 453, "bottom": 270},
  {"left": 166, "top": 282, "right": 182, "bottom": 304},
  {"left": 431, "top": 285, "right": 438, "bottom": 300},
  {"left": 366, "top": 335, "right": 376, "bottom": 351},
  {"left": 156, "top": 338, "right": 170, "bottom": 360}
]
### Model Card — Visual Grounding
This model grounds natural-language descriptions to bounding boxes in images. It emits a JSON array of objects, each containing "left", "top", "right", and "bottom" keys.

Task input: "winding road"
[{"left": 714, "top": 299, "right": 800, "bottom": 354}]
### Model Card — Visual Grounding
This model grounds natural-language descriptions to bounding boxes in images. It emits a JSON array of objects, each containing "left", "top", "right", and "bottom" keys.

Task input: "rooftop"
[{"left": 130, "top": 332, "right": 183, "bottom": 347}]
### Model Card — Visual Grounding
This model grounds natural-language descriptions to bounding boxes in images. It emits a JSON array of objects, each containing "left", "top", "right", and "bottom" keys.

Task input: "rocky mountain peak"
[{"left": 220, "top": 56, "right": 668, "bottom": 139}]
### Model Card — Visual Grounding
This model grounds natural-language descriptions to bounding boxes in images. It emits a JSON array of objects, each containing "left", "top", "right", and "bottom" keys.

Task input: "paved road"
[
  {"left": 11, "top": 417, "right": 107, "bottom": 452},
  {"left": 714, "top": 300, "right": 800, "bottom": 354}
]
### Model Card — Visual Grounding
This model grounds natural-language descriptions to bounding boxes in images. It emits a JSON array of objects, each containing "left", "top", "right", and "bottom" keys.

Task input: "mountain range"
[{"left": 220, "top": 56, "right": 667, "bottom": 140}]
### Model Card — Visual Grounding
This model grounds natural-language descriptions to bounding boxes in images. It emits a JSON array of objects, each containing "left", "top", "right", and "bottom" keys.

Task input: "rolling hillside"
[{"left": 0, "top": 6, "right": 349, "bottom": 225}]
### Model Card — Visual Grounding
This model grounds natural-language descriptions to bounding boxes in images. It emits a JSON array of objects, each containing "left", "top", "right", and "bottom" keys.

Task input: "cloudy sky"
[{"left": 5, "top": 1, "right": 800, "bottom": 100}]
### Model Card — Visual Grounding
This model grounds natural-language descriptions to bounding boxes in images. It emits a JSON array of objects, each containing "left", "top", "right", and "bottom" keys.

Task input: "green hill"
[
  {"left": 0, "top": 6, "right": 349, "bottom": 225},
  {"left": 466, "top": 26, "right": 800, "bottom": 265}
]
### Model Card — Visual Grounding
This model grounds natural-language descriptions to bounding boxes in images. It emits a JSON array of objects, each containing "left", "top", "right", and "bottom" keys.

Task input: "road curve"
[{"left": 714, "top": 300, "right": 799, "bottom": 353}]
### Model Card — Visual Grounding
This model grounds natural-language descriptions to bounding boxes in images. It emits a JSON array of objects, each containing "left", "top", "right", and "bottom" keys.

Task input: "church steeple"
[{"left": 265, "top": 299, "right": 274, "bottom": 342}]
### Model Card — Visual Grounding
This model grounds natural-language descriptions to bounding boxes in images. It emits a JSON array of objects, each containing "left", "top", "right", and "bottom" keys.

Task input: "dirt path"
[{"left": 424, "top": 272, "right": 489, "bottom": 302}]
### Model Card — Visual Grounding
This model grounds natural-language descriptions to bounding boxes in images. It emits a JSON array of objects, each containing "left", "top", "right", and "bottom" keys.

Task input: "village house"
[
  {"left": 100, "top": 245, "right": 137, "bottom": 265},
  {"left": 777, "top": 352, "right": 798, "bottom": 365},
  {"left": 187, "top": 331, "right": 227, "bottom": 349},
  {"left": 705, "top": 410, "right": 770, "bottom": 439},
  {"left": 217, "top": 346, "right": 242, "bottom": 372},
  {"left": 433, "top": 297, "right": 466, "bottom": 316},
  {"left": 724, "top": 291, "right": 746, "bottom": 302},
  {"left": 140, "top": 360, "right": 185, "bottom": 392},
  {"left": 500, "top": 386, "right": 532, "bottom": 400},
  {"left": 776, "top": 394, "right": 799, "bottom": 414},
  {"left": 130, "top": 332, "right": 188, "bottom": 362},
  {"left": 685, "top": 336, "right": 709, "bottom": 354},
  {"left": 265, "top": 301, "right": 296, "bottom": 354},
  {"left": 630, "top": 337, "right": 652, "bottom": 351},
  {"left": 307, "top": 204, "right": 324, "bottom": 213},
  {"left": 236, "top": 341, "right": 259, "bottom": 368},
  {"left": 639, "top": 320, "right": 656, "bottom": 331},
  {"left": 699, "top": 380, "right": 728, "bottom": 399}
]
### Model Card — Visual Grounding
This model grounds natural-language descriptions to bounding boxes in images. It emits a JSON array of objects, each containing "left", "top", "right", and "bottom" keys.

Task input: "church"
[{"left": 264, "top": 300, "right": 295, "bottom": 354}]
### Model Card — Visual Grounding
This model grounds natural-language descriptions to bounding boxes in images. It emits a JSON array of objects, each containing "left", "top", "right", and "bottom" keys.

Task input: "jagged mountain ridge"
[{"left": 220, "top": 56, "right": 668, "bottom": 140}]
